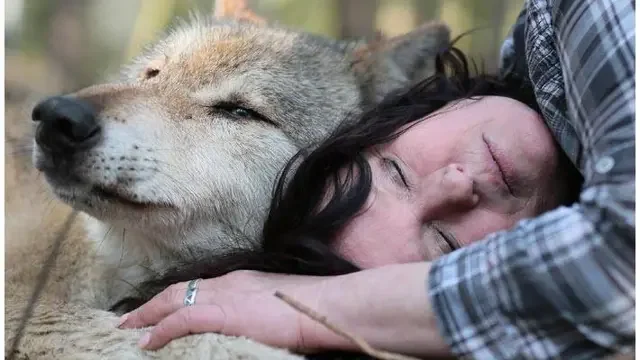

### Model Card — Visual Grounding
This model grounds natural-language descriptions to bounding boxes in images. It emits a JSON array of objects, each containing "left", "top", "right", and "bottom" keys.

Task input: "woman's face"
[{"left": 332, "top": 96, "right": 570, "bottom": 268}]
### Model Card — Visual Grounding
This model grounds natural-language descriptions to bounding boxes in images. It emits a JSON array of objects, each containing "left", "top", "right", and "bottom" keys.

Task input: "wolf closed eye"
[{"left": 210, "top": 101, "right": 277, "bottom": 126}]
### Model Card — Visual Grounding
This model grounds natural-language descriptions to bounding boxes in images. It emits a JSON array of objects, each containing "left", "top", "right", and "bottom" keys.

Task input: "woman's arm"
[
  {"left": 302, "top": 262, "right": 451, "bottom": 357},
  {"left": 120, "top": 263, "right": 454, "bottom": 358}
]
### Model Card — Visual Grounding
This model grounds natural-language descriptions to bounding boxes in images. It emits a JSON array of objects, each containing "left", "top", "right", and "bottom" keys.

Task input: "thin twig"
[
  {"left": 7, "top": 210, "right": 79, "bottom": 360},
  {"left": 274, "top": 291, "right": 422, "bottom": 360}
]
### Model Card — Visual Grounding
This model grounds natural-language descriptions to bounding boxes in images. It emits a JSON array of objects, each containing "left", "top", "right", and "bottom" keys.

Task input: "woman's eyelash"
[
  {"left": 387, "top": 159, "right": 409, "bottom": 188},
  {"left": 435, "top": 226, "right": 458, "bottom": 252},
  {"left": 208, "top": 102, "right": 277, "bottom": 126}
]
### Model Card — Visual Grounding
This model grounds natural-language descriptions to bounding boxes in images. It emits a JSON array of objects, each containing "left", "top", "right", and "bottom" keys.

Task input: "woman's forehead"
[{"left": 400, "top": 96, "right": 537, "bottom": 133}]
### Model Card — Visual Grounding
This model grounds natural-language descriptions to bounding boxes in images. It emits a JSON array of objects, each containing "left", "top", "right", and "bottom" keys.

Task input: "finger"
[
  {"left": 120, "top": 283, "right": 188, "bottom": 329},
  {"left": 138, "top": 305, "right": 226, "bottom": 350}
]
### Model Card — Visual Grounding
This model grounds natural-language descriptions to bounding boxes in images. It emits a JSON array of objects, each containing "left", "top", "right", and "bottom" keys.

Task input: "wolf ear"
[
  {"left": 213, "top": 0, "right": 266, "bottom": 25},
  {"left": 350, "top": 21, "right": 451, "bottom": 104}
]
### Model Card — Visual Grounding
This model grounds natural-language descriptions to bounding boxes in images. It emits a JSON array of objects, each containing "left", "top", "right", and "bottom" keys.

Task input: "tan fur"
[{"left": 6, "top": 1, "right": 450, "bottom": 358}]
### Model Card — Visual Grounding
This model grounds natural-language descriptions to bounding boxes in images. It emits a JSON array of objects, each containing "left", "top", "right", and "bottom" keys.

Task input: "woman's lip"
[{"left": 482, "top": 134, "right": 514, "bottom": 195}]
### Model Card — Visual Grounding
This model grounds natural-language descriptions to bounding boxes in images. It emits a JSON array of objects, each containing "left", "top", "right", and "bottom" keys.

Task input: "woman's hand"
[
  {"left": 118, "top": 270, "right": 341, "bottom": 351},
  {"left": 119, "top": 264, "right": 452, "bottom": 358}
]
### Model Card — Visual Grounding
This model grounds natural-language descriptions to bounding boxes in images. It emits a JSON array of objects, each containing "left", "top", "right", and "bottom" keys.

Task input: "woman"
[
  {"left": 119, "top": 0, "right": 634, "bottom": 358},
  {"left": 257, "top": 46, "right": 581, "bottom": 270}
]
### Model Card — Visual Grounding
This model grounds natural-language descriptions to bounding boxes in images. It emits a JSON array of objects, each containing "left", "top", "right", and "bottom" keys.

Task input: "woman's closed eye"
[
  {"left": 432, "top": 224, "right": 458, "bottom": 254},
  {"left": 383, "top": 158, "right": 410, "bottom": 189}
]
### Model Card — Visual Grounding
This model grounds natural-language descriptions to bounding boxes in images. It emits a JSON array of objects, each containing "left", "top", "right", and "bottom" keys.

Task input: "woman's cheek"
[{"left": 452, "top": 211, "right": 520, "bottom": 247}]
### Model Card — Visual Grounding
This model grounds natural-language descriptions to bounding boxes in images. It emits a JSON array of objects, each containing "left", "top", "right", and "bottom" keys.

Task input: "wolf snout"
[{"left": 32, "top": 96, "right": 101, "bottom": 154}]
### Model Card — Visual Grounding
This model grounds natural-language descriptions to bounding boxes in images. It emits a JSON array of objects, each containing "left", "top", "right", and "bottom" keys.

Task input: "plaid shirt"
[{"left": 428, "top": 1, "right": 635, "bottom": 359}]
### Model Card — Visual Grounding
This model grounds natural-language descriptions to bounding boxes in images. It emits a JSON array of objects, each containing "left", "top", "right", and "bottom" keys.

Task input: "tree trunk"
[
  {"left": 415, "top": 0, "right": 442, "bottom": 23},
  {"left": 45, "top": 0, "right": 92, "bottom": 89},
  {"left": 338, "top": 0, "right": 379, "bottom": 40}
]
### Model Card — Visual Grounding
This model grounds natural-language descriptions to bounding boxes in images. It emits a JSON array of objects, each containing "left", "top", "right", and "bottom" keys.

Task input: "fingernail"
[
  {"left": 138, "top": 332, "right": 151, "bottom": 348},
  {"left": 117, "top": 313, "right": 129, "bottom": 328}
]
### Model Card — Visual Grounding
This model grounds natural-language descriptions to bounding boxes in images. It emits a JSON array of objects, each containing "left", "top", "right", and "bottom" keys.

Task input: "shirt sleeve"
[{"left": 428, "top": 1, "right": 635, "bottom": 359}]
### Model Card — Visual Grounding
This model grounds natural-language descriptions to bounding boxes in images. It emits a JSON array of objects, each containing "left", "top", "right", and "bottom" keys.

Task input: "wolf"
[{"left": 5, "top": 1, "right": 450, "bottom": 358}]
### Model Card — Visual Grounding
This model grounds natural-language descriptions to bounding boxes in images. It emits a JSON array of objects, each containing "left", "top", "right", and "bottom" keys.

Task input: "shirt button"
[{"left": 595, "top": 156, "right": 615, "bottom": 174}]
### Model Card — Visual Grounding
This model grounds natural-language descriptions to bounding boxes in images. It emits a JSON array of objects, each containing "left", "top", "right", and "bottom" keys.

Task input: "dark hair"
[
  {"left": 113, "top": 45, "right": 580, "bottom": 316},
  {"left": 259, "top": 46, "right": 545, "bottom": 273}
]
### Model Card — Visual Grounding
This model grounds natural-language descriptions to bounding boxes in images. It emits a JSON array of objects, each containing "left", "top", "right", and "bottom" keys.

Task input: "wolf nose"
[{"left": 32, "top": 96, "right": 101, "bottom": 153}]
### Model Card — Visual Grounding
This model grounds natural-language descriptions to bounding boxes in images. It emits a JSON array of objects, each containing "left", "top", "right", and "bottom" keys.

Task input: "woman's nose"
[{"left": 419, "top": 164, "right": 478, "bottom": 219}]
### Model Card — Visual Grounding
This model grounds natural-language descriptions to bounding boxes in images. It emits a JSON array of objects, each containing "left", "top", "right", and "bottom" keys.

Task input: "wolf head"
[{"left": 32, "top": 0, "right": 450, "bottom": 263}]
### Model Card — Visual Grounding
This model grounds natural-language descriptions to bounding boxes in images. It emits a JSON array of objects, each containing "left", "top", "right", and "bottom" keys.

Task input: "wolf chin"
[{"left": 5, "top": 1, "right": 450, "bottom": 358}]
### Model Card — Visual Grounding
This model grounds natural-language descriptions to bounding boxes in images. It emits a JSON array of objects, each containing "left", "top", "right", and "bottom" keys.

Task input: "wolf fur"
[{"left": 5, "top": 1, "right": 450, "bottom": 358}]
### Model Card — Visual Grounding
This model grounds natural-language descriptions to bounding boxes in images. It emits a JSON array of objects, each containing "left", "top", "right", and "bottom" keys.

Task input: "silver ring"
[{"left": 183, "top": 278, "right": 202, "bottom": 307}]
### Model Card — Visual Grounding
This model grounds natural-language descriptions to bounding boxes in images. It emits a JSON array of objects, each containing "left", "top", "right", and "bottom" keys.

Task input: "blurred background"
[
  {"left": 5, "top": 0, "right": 523, "bottom": 251},
  {"left": 6, "top": 0, "right": 523, "bottom": 93},
  {"left": 5, "top": 0, "right": 522, "bottom": 203}
]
